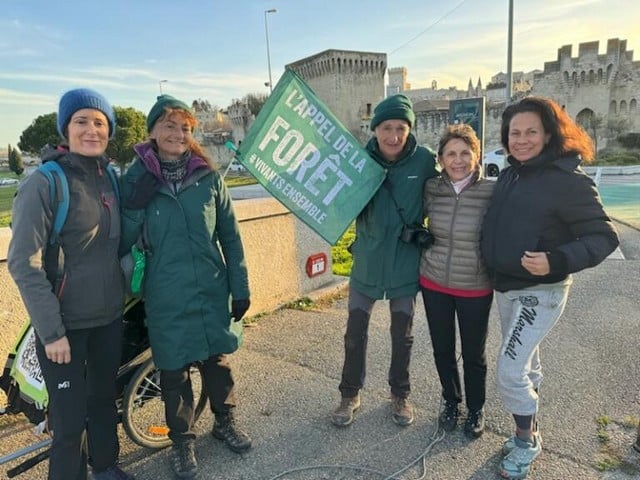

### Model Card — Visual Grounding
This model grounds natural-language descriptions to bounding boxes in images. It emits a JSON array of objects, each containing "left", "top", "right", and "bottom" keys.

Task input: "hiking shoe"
[
  {"left": 438, "top": 401, "right": 459, "bottom": 432},
  {"left": 391, "top": 395, "right": 414, "bottom": 427},
  {"left": 503, "top": 421, "right": 541, "bottom": 454},
  {"left": 499, "top": 435, "right": 542, "bottom": 479},
  {"left": 92, "top": 465, "right": 136, "bottom": 480},
  {"left": 212, "top": 412, "right": 252, "bottom": 453},
  {"left": 331, "top": 394, "right": 361, "bottom": 427},
  {"left": 464, "top": 408, "right": 485, "bottom": 439},
  {"left": 170, "top": 441, "right": 197, "bottom": 479}
]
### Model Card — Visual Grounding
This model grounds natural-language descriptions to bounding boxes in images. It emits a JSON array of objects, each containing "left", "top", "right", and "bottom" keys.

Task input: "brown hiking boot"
[
  {"left": 331, "top": 394, "right": 361, "bottom": 427},
  {"left": 391, "top": 394, "right": 414, "bottom": 426}
]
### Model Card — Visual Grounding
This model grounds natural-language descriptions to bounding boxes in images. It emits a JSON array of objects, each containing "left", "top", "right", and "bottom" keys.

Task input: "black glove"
[
  {"left": 125, "top": 172, "right": 161, "bottom": 210},
  {"left": 231, "top": 298, "right": 250, "bottom": 322}
]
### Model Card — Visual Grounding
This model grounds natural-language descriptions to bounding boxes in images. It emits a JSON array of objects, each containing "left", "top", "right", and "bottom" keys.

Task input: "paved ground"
[{"left": 1, "top": 222, "right": 639, "bottom": 480}]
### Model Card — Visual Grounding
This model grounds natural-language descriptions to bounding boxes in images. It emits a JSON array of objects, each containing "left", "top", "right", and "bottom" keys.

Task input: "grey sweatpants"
[{"left": 496, "top": 277, "right": 572, "bottom": 416}]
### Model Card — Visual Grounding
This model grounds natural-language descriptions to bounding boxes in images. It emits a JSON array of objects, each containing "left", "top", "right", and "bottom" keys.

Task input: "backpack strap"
[
  {"left": 38, "top": 161, "right": 69, "bottom": 246},
  {"left": 105, "top": 163, "right": 120, "bottom": 203},
  {"left": 38, "top": 161, "right": 69, "bottom": 292}
]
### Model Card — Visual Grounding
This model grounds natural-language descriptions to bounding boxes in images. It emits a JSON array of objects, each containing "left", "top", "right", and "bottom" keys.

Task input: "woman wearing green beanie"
[
  {"left": 120, "top": 95, "right": 251, "bottom": 479},
  {"left": 332, "top": 94, "right": 438, "bottom": 428}
]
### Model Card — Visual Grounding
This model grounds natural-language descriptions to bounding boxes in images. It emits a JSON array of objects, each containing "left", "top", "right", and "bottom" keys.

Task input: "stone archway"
[{"left": 576, "top": 108, "right": 601, "bottom": 150}]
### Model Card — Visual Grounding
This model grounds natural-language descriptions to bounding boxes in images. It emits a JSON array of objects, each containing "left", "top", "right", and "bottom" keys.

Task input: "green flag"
[{"left": 236, "top": 69, "right": 385, "bottom": 245}]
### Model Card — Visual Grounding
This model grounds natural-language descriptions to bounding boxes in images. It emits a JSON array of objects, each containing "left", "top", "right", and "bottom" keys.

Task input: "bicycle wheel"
[{"left": 121, "top": 358, "right": 208, "bottom": 449}]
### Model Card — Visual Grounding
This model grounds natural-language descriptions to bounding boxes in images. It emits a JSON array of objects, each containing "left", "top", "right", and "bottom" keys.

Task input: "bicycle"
[{"left": 0, "top": 298, "right": 208, "bottom": 477}]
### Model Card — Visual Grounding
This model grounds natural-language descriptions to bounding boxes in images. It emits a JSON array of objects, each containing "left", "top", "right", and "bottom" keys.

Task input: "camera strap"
[{"left": 382, "top": 177, "right": 410, "bottom": 226}]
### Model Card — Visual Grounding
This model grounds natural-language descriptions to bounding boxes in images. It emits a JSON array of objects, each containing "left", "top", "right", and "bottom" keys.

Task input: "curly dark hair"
[{"left": 501, "top": 96, "right": 595, "bottom": 163}]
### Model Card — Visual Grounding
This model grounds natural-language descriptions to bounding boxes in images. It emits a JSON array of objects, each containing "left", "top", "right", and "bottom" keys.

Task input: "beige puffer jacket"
[{"left": 420, "top": 169, "right": 494, "bottom": 291}]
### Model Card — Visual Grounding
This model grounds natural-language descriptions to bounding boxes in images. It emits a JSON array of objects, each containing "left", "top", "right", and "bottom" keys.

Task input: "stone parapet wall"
[{"left": 0, "top": 197, "right": 335, "bottom": 358}]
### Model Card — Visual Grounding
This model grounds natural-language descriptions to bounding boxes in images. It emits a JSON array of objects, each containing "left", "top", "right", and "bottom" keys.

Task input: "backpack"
[{"left": 0, "top": 160, "right": 120, "bottom": 425}]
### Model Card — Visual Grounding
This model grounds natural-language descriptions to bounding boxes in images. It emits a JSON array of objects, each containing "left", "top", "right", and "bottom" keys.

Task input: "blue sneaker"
[
  {"left": 502, "top": 421, "right": 541, "bottom": 454},
  {"left": 500, "top": 435, "right": 542, "bottom": 479}
]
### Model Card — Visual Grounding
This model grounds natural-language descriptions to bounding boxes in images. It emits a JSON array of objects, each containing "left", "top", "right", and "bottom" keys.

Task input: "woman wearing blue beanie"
[
  {"left": 332, "top": 94, "right": 438, "bottom": 428},
  {"left": 8, "top": 88, "right": 134, "bottom": 480}
]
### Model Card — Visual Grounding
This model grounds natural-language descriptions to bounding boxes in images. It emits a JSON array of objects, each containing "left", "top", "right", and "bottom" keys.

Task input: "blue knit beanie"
[
  {"left": 146, "top": 94, "right": 192, "bottom": 132},
  {"left": 370, "top": 94, "right": 415, "bottom": 130},
  {"left": 57, "top": 88, "right": 116, "bottom": 140}
]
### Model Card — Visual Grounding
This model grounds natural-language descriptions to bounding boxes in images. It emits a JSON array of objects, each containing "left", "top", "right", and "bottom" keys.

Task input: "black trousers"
[
  {"left": 35, "top": 319, "right": 123, "bottom": 480},
  {"left": 161, "top": 354, "right": 236, "bottom": 444},
  {"left": 421, "top": 287, "right": 493, "bottom": 411},
  {"left": 339, "top": 288, "right": 415, "bottom": 399}
]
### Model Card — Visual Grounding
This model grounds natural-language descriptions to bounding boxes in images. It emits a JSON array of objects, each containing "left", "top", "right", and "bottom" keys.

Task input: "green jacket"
[
  {"left": 349, "top": 135, "right": 437, "bottom": 299},
  {"left": 120, "top": 144, "right": 249, "bottom": 370}
]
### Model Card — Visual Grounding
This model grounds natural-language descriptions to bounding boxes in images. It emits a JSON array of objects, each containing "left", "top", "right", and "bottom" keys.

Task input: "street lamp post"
[
  {"left": 264, "top": 9, "right": 277, "bottom": 94},
  {"left": 506, "top": 0, "right": 513, "bottom": 102},
  {"left": 159, "top": 79, "right": 168, "bottom": 95}
]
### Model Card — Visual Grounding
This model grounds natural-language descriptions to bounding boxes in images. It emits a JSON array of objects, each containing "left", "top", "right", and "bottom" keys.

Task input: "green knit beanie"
[
  {"left": 146, "top": 94, "right": 192, "bottom": 132},
  {"left": 370, "top": 94, "right": 415, "bottom": 130}
]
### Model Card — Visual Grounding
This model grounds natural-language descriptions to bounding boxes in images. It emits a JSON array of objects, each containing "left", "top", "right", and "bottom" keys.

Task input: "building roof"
[{"left": 413, "top": 99, "right": 450, "bottom": 113}]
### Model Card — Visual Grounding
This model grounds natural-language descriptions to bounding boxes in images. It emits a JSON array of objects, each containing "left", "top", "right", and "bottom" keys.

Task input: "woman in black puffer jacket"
[{"left": 481, "top": 96, "right": 619, "bottom": 480}]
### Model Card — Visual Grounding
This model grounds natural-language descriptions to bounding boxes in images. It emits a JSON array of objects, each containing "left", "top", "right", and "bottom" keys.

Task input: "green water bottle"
[{"left": 130, "top": 244, "right": 146, "bottom": 296}]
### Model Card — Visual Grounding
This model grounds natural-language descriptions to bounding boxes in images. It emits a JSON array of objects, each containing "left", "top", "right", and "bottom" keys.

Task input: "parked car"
[{"left": 483, "top": 148, "right": 508, "bottom": 177}]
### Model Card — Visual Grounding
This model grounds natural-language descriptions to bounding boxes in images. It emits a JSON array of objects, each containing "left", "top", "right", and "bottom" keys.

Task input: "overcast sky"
[{"left": 1, "top": 0, "right": 638, "bottom": 149}]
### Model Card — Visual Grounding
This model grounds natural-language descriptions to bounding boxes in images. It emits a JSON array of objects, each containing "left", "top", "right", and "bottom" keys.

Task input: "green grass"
[
  {"left": 0, "top": 185, "right": 17, "bottom": 227},
  {"left": 596, "top": 455, "right": 620, "bottom": 471},
  {"left": 282, "top": 297, "right": 316, "bottom": 311},
  {"left": 225, "top": 176, "right": 258, "bottom": 188},
  {"left": 332, "top": 223, "right": 355, "bottom": 276}
]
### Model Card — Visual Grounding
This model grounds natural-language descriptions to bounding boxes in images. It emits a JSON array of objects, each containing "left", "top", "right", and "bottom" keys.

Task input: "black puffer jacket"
[{"left": 481, "top": 151, "right": 619, "bottom": 292}]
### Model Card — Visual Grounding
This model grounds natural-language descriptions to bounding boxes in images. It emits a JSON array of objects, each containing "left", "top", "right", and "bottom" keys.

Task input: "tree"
[
  {"left": 192, "top": 99, "right": 215, "bottom": 112},
  {"left": 578, "top": 112, "right": 604, "bottom": 153},
  {"left": 243, "top": 93, "right": 268, "bottom": 117},
  {"left": 106, "top": 106, "right": 147, "bottom": 168},
  {"left": 607, "top": 117, "right": 632, "bottom": 142},
  {"left": 18, "top": 112, "right": 59, "bottom": 155},
  {"left": 8, "top": 144, "right": 24, "bottom": 176}
]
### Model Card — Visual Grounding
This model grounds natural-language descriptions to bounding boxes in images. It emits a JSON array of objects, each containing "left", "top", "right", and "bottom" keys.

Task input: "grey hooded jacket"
[{"left": 8, "top": 148, "right": 124, "bottom": 344}]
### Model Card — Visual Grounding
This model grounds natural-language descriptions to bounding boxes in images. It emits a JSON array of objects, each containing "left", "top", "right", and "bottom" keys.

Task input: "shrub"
[
  {"left": 618, "top": 133, "right": 640, "bottom": 149},
  {"left": 331, "top": 223, "right": 355, "bottom": 276}
]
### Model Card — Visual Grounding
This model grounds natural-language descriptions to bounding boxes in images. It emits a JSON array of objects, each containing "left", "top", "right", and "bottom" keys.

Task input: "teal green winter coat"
[
  {"left": 120, "top": 144, "right": 249, "bottom": 370},
  {"left": 349, "top": 134, "right": 437, "bottom": 299}
]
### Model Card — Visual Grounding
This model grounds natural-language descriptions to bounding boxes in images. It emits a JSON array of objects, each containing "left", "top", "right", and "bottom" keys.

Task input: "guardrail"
[{"left": 583, "top": 165, "right": 640, "bottom": 175}]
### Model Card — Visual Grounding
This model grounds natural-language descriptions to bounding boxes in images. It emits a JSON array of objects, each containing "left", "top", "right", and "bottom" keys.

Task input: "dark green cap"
[
  {"left": 146, "top": 94, "right": 192, "bottom": 132},
  {"left": 370, "top": 94, "right": 415, "bottom": 130}
]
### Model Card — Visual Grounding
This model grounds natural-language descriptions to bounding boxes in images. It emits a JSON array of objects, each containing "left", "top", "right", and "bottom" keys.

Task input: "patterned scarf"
[{"left": 158, "top": 153, "right": 190, "bottom": 183}]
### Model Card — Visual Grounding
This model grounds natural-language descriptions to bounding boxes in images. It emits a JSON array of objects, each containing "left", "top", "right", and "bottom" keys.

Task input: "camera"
[{"left": 400, "top": 224, "right": 434, "bottom": 249}]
